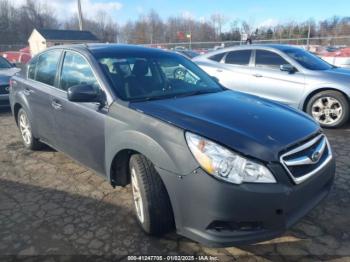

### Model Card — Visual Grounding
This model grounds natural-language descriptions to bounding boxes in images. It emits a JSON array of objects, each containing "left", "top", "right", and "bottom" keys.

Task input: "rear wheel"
[
  {"left": 17, "top": 108, "right": 43, "bottom": 150},
  {"left": 306, "top": 90, "right": 349, "bottom": 128},
  {"left": 129, "top": 154, "right": 174, "bottom": 235}
]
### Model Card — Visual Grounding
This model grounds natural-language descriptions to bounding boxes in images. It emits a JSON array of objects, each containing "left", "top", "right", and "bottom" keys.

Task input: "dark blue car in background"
[
  {"left": 0, "top": 56, "right": 20, "bottom": 107},
  {"left": 9, "top": 44, "right": 335, "bottom": 247}
]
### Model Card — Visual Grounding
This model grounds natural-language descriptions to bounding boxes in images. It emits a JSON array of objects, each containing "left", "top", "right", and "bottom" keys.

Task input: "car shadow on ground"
[{"left": 0, "top": 178, "right": 181, "bottom": 257}]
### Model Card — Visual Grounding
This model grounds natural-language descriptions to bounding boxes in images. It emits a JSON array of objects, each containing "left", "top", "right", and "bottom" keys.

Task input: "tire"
[
  {"left": 17, "top": 108, "right": 43, "bottom": 150},
  {"left": 306, "top": 90, "right": 349, "bottom": 128},
  {"left": 129, "top": 154, "right": 174, "bottom": 236}
]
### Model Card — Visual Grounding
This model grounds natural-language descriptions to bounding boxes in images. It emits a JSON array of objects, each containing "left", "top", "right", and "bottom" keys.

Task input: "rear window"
[
  {"left": 35, "top": 50, "right": 61, "bottom": 86},
  {"left": 225, "top": 50, "right": 251, "bottom": 65},
  {"left": 208, "top": 52, "right": 225, "bottom": 62}
]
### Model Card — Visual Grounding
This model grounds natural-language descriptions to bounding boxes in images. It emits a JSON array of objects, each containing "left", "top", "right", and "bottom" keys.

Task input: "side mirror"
[
  {"left": 211, "top": 76, "right": 220, "bottom": 83},
  {"left": 67, "top": 84, "right": 102, "bottom": 103},
  {"left": 280, "top": 64, "right": 296, "bottom": 73},
  {"left": 12, "top": 63, "right": 17, "bottom": 67}
]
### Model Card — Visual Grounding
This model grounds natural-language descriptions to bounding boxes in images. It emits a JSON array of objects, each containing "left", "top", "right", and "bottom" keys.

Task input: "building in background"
[{"left": 28, "top": 29, "right": 99, "bottom": 55}]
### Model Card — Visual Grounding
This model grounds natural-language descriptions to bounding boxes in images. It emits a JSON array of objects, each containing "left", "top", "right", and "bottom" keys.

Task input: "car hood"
[
  {"left": 314, "top": 67, "right": 350, "bottom": 80},
  {"left": 130, "top": 91, "right": 320, "bottom": 162}
]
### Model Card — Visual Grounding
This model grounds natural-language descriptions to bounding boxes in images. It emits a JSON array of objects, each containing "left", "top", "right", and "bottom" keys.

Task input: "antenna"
[{"left": 77, "top": 0, "right": 84, "bottom": 31}]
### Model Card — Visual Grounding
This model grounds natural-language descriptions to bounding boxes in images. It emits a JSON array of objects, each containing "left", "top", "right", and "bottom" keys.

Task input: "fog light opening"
[{"left": 207, "top": 221, "right": 263, "bottom": 232}]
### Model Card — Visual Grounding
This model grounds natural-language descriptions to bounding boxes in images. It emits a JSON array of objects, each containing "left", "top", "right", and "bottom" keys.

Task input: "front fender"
[
  {"left": 299, "top": 82, "right": 350, "bottom": 109},
  {"left": 105, "top": 103, "right": 198, "bottom": 180}
]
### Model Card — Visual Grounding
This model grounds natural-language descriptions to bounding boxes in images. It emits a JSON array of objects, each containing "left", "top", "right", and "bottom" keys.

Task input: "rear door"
[
  {"left": 24, "top": 49, "right": 62, "bottom": 144},
  {"left": 250, "top": 49, "right": 305, "bottom": 107},
  {"left": 51, "top": 50, "right": 107, "bottom": 174},
  {"left": 211, "top": 49, "right": 255, "bottom": 92}
]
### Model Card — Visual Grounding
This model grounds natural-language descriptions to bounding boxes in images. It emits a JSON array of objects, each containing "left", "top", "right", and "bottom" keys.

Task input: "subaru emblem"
[{"left": 311, "top": 151, "right": 321, "bottom": 162}]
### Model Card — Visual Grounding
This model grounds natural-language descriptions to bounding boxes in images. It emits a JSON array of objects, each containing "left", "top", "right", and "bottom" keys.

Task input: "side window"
[
  {"left": 225, "top": 50, "right": 251, "bottom": 65},
  {"left": 208, "top": 52, "right": 225, "bottom": 62},
  {"left": 255, "top": 50, "right": 289, "bottom": 69},
  {"left": 35, "top": 50, "right": 61, "bottom": 86},
  {"left": 60, "top": 52, "right": 99, "bottom": 91},
  {"left": 27, "top": 57, "right": 38, "bottom": 80}
]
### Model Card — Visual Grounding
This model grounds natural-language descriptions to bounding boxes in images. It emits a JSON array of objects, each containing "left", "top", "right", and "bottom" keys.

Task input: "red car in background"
[{"left": 1, "top": 46, "right": 31, "bottom": 65}]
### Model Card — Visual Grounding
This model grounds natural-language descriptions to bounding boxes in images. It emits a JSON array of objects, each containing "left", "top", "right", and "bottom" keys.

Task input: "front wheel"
[
  {"left": 129, "top": 154, "right": 174, "bottom": 236},
  {"left": 306, "top": 91, "right": 349, "bottom": 128}
]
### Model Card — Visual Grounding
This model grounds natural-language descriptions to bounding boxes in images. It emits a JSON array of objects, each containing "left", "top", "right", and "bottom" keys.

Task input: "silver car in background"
[{"left": 193, "top": 44, "right": 350, "bottom": 128}]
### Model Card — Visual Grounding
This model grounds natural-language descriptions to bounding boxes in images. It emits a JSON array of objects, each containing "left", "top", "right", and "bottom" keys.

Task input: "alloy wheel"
[
  {"left": 311, "top": 96, "right": 343, "bottom": 125},
  {"left": 19, "top": 112, "right": 32, "bottom": 145},
  {"left": 131, "top": 167, "right": 145, "bottom": 224}
]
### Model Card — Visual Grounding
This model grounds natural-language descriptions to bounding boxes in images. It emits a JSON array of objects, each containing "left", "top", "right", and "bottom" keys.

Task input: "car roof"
[
  {"left": 47, "top": 43, "right": 175, "bottom": 57},
  {"left": 198, "top": 44, "right": 302, "bottom": 59}
]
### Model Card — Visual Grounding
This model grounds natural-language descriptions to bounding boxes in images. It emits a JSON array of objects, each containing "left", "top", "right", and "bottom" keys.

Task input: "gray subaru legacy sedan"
[
  {"left": 9, "top": 44, "right": 335, "bottom": 247},
  {"left": 194, "top": 44, "right": 350, "bottom": 128}
]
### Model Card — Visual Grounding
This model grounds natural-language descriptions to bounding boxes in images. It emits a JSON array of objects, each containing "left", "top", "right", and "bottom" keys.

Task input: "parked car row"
[
  {"left": 193, "top": 44, "right": 350, "bottom": 128},
  {"left": 9, "top": 44, "right": 335, "bottom": 247},
  {"left": 320, "top": 47, "right": 350, "bottom": 69}
]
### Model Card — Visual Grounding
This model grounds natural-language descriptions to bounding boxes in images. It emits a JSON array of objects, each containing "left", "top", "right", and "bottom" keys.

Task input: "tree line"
[{"left": 1, "top": 0, "right": 350, "bottom": 46}]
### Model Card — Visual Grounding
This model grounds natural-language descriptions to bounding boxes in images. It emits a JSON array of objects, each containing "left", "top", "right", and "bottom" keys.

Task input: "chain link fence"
[
  {"left": 144, "top": 36, "right": 350, "bottom": 51},
  {"left": 2, "top": 36, "right": 350, "bottom": 68}
]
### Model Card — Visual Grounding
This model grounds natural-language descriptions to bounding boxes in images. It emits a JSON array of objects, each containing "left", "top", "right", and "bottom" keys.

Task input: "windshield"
[
  {"left": 284, "top": 48, "right": 333, "bottom": 70},
  {"left": 0, "top": 57, "right": 12, "bottom": 69},
  {"left": 98, "top": 54, "right": 223, "bottom": 101}
]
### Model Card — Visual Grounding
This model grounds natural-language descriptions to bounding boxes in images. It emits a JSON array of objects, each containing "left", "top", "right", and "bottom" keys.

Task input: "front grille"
[
  {"left": 0, "top": 85, "right": 9, "bottom": 95},
  {"left": 280, "top": 134, "right": 332, "bottom": 184}
]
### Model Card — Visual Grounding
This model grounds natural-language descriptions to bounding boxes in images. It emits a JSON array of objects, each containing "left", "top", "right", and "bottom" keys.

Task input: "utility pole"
[{"left": 77, "top": 0, "right": 84, "bottom": 31}]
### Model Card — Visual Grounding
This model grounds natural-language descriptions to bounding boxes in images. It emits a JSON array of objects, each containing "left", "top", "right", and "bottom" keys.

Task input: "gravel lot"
[{"left": 0, "top": 108, "right": 350, "bottom": 261}]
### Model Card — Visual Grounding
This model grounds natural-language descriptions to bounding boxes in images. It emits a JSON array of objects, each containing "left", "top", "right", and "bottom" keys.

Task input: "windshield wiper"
[
  {"left": 128, "top": 93, "right": 179, "bottom": 102},
  {"left": 128, "top": 89, "right": 221, "bottom": 102},
  {"left": 173, "top": 89, "right": 221, "bottom": 98}
]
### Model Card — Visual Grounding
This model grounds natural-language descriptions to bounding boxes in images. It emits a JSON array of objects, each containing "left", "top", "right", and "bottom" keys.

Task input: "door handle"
[
  {"left": 216, "top": 69, "right": 223, "bottom": 73},
  {"left": 51, "top": 100, "right": 63, "bottom": 110},
  {"left": 253, "top": 74, "right": 263, "bottom": 78},
  {"left": 23, "top": 88, "right": 34, "bottom": 96}
]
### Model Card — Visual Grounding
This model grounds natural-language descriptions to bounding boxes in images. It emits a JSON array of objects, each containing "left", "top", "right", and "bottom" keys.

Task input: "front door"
[
  {"left": 250, "top": 49, "right": 305, "bottom": 108},
  {"left": 51, "top": 51, "right": 107, "bottom": 174}
]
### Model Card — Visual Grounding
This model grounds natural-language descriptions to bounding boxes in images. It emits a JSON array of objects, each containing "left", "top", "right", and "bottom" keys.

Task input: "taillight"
[{"left": 9, "top": 79, "right": 14, "bottom": 87}]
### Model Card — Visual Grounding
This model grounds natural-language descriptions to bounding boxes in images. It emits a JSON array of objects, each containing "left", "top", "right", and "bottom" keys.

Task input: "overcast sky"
[{"left": 12, "top": 0, "right": 350, "bottom": 28}]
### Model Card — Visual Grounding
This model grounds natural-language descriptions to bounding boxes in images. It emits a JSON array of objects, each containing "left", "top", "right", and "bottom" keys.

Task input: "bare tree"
[
  {"left": 210, "top": 13, "right": 228, "bottom": 40},
  {"left": 2, "top": 0, "right": 350, "bottom": 48}
]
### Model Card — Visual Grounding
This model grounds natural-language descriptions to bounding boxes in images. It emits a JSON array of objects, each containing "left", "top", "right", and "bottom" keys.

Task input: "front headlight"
[{"left": 185, "top": 132, "right": 276, "bottom": 184}]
